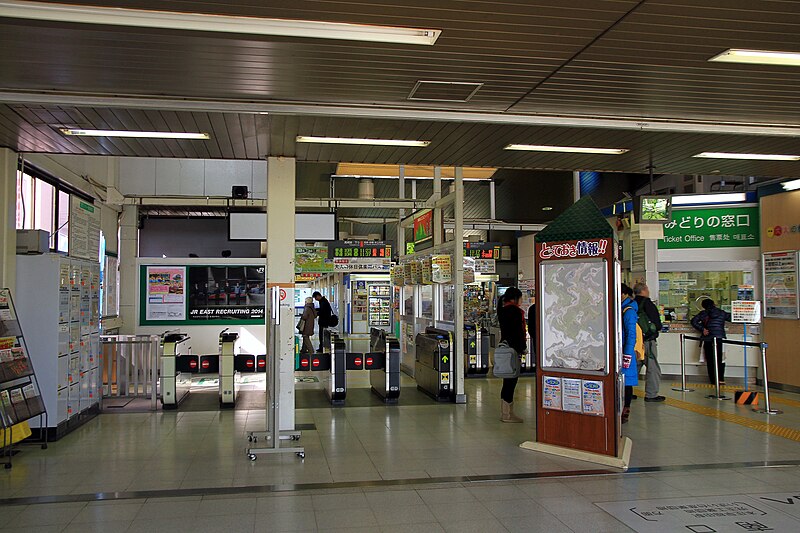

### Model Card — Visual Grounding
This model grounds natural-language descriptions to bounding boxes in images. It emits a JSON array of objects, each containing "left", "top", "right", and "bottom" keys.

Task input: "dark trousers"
[
  {"left": 703, "top": 338, "right": 726, "bottom": 383},
  {"left": 317, "top": 326, "right": 328, "bottom": 351},
  {"left": 501, "top": 377, "right": 518, "bottom": 403},
  {"left": 624, "top": 385, "right": 633, "bottom": 408}
]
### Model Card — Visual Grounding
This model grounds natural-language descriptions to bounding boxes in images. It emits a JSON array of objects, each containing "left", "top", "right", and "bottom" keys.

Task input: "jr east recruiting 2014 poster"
[{"left": 146, "top": 267, "right": 186, "bottom": 321}]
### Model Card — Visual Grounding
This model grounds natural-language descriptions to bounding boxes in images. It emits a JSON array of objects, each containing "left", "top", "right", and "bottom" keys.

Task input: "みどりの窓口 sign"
[{"left": 659, "top": 206, "right": 759, "bottom": 249}]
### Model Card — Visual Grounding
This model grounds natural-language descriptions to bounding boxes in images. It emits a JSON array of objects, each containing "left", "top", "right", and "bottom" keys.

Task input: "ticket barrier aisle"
[
  {"left": 464, "top": 324, "right": 490, "bottom": 377},
  {"left": 218, "top": 329, "right": 239, "bottom": 408},
  {"left": 161, "top": 333, "right": 192, "bottom": 409},
  {"left": 415, "top": 327, "right": 455, "bottom": 402},
  {"left": 369, "top": 328, "right": 401, "bottom": 403}
]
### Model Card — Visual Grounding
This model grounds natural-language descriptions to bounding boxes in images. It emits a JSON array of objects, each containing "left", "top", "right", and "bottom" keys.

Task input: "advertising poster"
[
  {"left": 562, "top": 377, "right": 582, "bottom": 413},
  {"left": 474, "top": 258, "right": 496, "bottom": 274},
  {"left": 187, "top": 266, "right": 265, "bottom": 321},
  {"left": 391, "top": 265, "right": 406, "bottom": 286},
  {"left": 542, "top": 376, "right": 562, "bottom": 410},
  {"left": 581, "top": 379, "right": 604, "bottom": 416},
  {"left": 409, "top": 260, "right": 421, "bottom": 284},
  {"left": 420, "top": 257, "right": 433, "bottom": 284},
  {"left": 763, "top": 251, "right": 799, "bottom": 319},
  {"left": 413, "top": 209, "right": 433, "bottom": 246},
  {"left": 146, "top": 267, "right": 186, "bottom": 321},
  {"left": 431, "top": 255, "right": 452, "bottom": 283},
  {"left": 463, "top": 257, "right": 476, "bottom": 284}
]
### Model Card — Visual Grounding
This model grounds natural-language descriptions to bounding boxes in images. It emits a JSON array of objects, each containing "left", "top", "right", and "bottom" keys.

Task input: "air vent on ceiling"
[{"left": 408, "top": 80, "right": 483, "bottom": 102}]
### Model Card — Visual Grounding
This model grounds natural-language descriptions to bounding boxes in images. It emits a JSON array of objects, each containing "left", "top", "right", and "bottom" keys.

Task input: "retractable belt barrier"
[
  {"left": 675, "top": 334, "right": 781, "bottom": 415},
  {"left": 415, "top": 327, "right": 455, "bottom": 402}
]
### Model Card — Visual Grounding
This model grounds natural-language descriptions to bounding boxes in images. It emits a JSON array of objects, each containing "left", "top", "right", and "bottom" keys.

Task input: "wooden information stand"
[{"left": 520, "top": 197, "right": 631, "bottom": 469}]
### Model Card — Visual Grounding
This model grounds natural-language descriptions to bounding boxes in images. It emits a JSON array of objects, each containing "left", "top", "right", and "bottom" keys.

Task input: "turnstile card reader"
[
  {"left": 219, "top": 330, "right": 239, "bottom": 408},
  {"left": 323, "top": 335, "right": 347, "bottom": 405},
  {"left": 415, "top": 327, "right": 455, "bottom": 402},
  {"left": 369, "top": 328, "right": 400, "bottom": 403},
  {"left": 161, "top": 332, "right": 192, "bottom": 409},
  {"left": 465, "top": 324, "right": 490, "bottom": 376}
]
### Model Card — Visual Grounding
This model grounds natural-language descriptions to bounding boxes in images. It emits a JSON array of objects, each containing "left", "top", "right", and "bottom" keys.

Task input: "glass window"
[
  {"left": 658, "top": 270, "right": 754, "bottom": 322},
  {"left": 57, "top": 190, "right": 70, "bottom": 253}
]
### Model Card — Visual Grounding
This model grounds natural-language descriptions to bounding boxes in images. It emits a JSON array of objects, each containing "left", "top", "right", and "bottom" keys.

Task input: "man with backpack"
[{"left": 634, "top": 283, "right": 664, "bottom": 402}]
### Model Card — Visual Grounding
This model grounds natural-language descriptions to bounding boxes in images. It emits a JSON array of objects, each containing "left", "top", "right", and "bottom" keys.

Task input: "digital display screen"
[{"left": 640, "top": 196, "right": 672, "bottom": 224}]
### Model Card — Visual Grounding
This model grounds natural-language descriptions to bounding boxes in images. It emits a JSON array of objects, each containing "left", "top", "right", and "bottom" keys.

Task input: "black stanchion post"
[{"left": 706, "top": 338, "right": 729, "bottom": 400}]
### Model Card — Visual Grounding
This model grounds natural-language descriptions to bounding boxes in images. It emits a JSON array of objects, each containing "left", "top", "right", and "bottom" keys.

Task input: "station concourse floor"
[{"left": 2, "top": 373, "right": 800, "bottom": 532}]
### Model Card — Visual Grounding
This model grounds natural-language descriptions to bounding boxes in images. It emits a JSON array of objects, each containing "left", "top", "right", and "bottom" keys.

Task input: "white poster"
[
  {"left": 581, "top": 379, "right": 604, "bottom": 416},
  {"left": 69, "top": 196, "right": 101, "bottom": 261},
  {"left": 542, "top": 376, "right": 562, "bottom": 410},
  {"left": 145, "top": 266, "right": 186, "bottom": 321},
  {"left": 731, "top": 300, "right": 762, "bottom": 324},
  {"left": 562, "top": 377, "right": 582, "bottom": 413}
]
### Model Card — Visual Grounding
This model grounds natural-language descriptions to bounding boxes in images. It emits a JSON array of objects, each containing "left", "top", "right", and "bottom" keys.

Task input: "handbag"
[
  {"left": 296, "top": 318, "right": 305, "bottom": 332},
  {"left": 493, "top": 340, "right": 520, "bottom": 378}
]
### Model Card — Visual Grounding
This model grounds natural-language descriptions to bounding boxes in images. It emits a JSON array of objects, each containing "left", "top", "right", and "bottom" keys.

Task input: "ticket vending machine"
[
  {"left": 219, "top": 329, "right": 239, "bottom": 408},
  {"left": 161, "top": 333, "right": 192, "bottom": 409}
]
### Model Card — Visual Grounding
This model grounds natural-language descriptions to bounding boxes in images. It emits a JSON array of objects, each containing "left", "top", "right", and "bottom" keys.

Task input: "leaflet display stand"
[
  {"left": 0, "top": 289, "right": 48, "bottom": 469},
  {"left": 246, "top": 287, "right": 304, "bottom": 461}
]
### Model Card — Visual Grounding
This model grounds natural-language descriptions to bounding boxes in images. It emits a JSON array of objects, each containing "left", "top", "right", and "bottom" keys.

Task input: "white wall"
[
  {"left": 119, "top": 158, "right": 267, "bottom": 198},
  {"left": 517, "top": 233, "right": 536, "bottom": 281}
]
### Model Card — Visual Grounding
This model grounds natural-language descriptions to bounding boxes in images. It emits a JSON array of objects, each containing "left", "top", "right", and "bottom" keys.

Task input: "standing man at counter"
[
  {"left": 691, "top": 299, "right": 732, "bottom": 385},
  {"left": 313, "top": 291, "right": 332, "bottom": 353},
  {"left": 634, "top": 283, "right": 664, "bottom": 402}
]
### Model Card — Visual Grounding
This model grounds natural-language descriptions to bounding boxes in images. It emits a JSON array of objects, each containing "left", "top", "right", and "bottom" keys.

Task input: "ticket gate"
[
  {"left": 219, "top": 329, "right": 239, "bottom": 408},
  {"left": 464, "top": 324, "right": 490, "bottom": 377},
  {"left": 323, "top": 334, "right": 347, "bottom": 405},
  {"left": 415, "top": 327, "right": 455, "bottom": 402},
  {"left": 520, "top": 349, "right": 536, "bottom": 375},
  {"left": 369, "top": 328, "right": 401, "bottom": 403},
  {"left": 161, "top": 332, "right": 192, "bottom": 409}
]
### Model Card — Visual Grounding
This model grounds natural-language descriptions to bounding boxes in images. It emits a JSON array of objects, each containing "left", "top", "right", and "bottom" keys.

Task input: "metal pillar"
[{"left": 454, "top": 167, "right": 466, "bottom": 404}]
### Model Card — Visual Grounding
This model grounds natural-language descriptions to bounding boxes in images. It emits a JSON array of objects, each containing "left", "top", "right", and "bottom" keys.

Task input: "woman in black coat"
[
  {"left": 691, "top": 298, "right": 732, "bottom": 384},
  {"left": 497, "top": 287, "right": 527, "bottom": 423}
]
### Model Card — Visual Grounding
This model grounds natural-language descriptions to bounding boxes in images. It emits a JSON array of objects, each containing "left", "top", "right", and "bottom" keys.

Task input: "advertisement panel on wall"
[{"left": 140, "top": 265, "right": 265, "bottom": 325}]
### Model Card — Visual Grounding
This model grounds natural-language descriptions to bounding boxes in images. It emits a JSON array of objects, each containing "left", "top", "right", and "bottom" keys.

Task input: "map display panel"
[{"left": 540, "top": 259, "right": 608, "bottom": 374}]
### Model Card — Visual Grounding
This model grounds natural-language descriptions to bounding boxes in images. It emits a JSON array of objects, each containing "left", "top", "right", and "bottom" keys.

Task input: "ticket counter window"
[{"left": 658, "top": 270, "right": 753, "bottom": 322}]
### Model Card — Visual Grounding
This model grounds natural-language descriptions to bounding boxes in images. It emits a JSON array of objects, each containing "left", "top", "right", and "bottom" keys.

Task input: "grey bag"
[{"left": 493, "top": 341, "right": 520, "bottom": 378}]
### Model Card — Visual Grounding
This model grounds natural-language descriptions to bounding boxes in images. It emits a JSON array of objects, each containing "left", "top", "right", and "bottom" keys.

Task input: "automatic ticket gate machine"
[
  {"left": 415, "top": 327, "right": 455, "bottom": 402},
  {"left": 161, "top": 332, "right": 192, "bottom": 409},
  {"left": 323, "top": 334, "right": 347, "bottom": 405},
  {"left": 464, "top": 324, "right": 490, "bottom": 377},
  {"left": 369, "top": 328, "right": 401, "bottom": 403},
  {"left": 219, "top": 329, "right": 239, "bottom": 408}
]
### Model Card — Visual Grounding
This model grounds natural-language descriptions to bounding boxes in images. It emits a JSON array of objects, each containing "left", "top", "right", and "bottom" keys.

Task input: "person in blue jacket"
[{"left": 620, "top": 283, "right": 639, "bottom": 424}]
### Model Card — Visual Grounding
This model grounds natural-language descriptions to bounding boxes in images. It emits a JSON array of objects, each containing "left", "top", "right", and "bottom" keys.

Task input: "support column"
[
  {"left": 433, "top": 166, "right": 443, "bottom": 246},
  {"left": 266, "top": 157, "right": 296, "bottom": 431},
  {"left": 454, "top": 167, "right": 466, "bottom": 403},
  {"left": 397, "top": 164, "right": 405, "bottom": 255},
  {"left": 0, "top": 149, "right": 16, "bottom": 291},
  {"left": 118, "top": 205, "right": 138, "bottom": 334},
  {"left": 573, "top": 171, "right": 581, "bottom": 203}
]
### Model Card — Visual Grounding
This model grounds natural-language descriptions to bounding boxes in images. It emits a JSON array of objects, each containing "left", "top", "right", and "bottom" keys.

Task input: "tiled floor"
[{"left": 2, "top": 372, "right": 800, "bottom": 532}]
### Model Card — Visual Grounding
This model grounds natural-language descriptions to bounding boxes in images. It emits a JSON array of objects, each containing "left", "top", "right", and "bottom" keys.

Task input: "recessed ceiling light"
[
  {"left": 694, "top": 152, "right": 800, "bottom": 161},
  {"left": 541, "top": 206, "right": 553, "bottom": 211},
  {"left": 710, "top": 49, "right": 800, "bottom": 67},
  {"left": 782, "top": 178, "right": 800, "bottom": 191},
  {"left": 0, "top": 0, "right": 441, "bottom": 45},
  {"left": 672, "top": 193, "right": 747, "bottom": 206},
  {"left": 296, "top": 136, "right": 430, "bottom": 147},
  {"left": 60, "top": 128, "right": 209, "bottom": 140},
  {"left": 504, "top": 144, "right": 628, "bottom": 155}
]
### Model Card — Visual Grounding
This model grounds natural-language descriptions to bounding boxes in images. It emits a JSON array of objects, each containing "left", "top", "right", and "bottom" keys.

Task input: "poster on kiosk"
[{"left": 520, "top": 196, "right": 631, "bottom": 469}]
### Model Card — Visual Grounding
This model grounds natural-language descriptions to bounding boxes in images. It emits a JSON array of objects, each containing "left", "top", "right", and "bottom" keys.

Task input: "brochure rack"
[{"left": 0, "top": 288, "right": 48, "bottom": 469}]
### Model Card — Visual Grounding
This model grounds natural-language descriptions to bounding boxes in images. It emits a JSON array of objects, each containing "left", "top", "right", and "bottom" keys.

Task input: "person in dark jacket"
[
  {"left": 634, "top": 283, "right": 664, "bottom": 402},
  {"left": 526, "top": 301, "right": 536, "bottom": 358},
  {"left": 691, "top": 298, "right": 732, "bottom": 384},
  {"left": 313, "top": 291, "right": 332, "bottom": 352},
  {"left": 497, "top": 287, "right": 527, "bottom": 423},
  {"left": 620, "top": 284, "right": 639, "bottom": 424}
]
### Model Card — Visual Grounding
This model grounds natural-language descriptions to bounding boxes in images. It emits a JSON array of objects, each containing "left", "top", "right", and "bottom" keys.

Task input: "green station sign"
[{"left": 658, "top": 206, "right": 760, "bottom": 249}]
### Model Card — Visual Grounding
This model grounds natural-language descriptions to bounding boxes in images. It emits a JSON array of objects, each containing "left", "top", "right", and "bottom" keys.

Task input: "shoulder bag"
[{"left": 493, "top": 340, "right": 520, "bottom": 378}]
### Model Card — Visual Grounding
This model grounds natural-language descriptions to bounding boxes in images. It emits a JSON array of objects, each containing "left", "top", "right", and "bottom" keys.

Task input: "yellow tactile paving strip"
[
  {"left": 635, "top": 387, "right": 800, "bottom": 443},
  {"left": 669, "top": 382, "right": 800, "bottom": 408}
]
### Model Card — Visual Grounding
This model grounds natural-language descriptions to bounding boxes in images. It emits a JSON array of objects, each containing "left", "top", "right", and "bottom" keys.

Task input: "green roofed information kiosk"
[{"left": 520, "top": 196, "right": 632, "bottom": 469}]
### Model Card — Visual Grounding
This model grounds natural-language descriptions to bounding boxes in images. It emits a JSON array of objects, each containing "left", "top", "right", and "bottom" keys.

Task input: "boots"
[
  {"left": 622, "top": 407, "right": 630, "bottom": 424},
  {"left": 501, "top": 401, "right": 523, "bottom": 423}
]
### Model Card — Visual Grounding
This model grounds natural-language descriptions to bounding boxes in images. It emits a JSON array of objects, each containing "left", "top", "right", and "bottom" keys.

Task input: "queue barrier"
[
  {"left": 675, "top": 334, "right": 781, "bottom": 415},
  {"left": 100, "top": 334, "right": 161, "bottom": 410}
]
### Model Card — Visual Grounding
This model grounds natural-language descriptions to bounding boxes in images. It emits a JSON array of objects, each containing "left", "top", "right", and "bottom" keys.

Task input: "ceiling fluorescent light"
[
  {"left": 672, "top": 193, "right": 747, "bottom": 206},
  {"left": 782, "top": 178, "right": 800, "bottom": 191},
  {"left": 504, "top": 144, "right": 628, "bottom": 155},
  {"left": 296, "top": 136, "right": 430, "bottom": 147},
  {"left": 694, "top": 152, "right": 800, "bottom": 161},
  {"left": 0, "top": 0, "right": 441, "bottom": 45},
  {"left": 60, "top": 128, "right": 209, "bottom": 139},
  {"left": 710, "top": 49, "right": 800, "bottom": 67}
]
